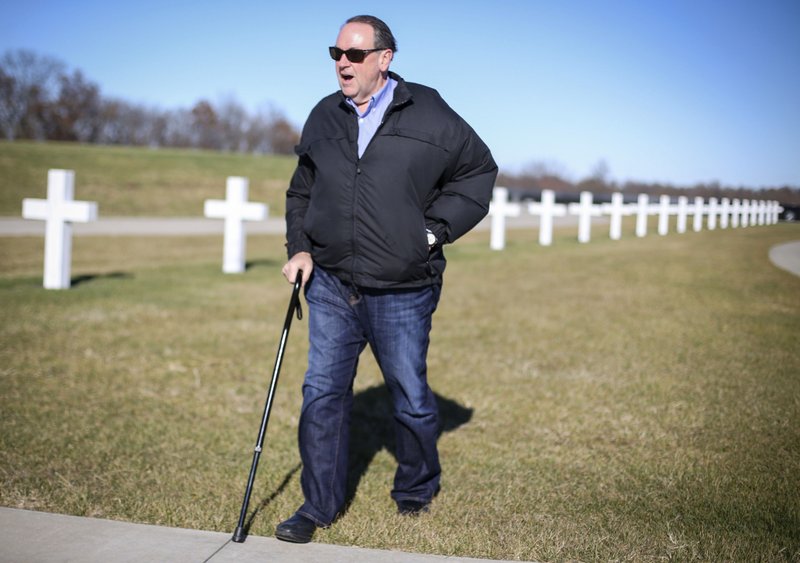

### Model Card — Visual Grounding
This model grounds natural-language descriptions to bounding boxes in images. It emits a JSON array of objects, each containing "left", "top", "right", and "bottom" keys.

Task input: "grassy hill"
[{"left": 0, "top": 140, "right": 296, "bottom": 217}]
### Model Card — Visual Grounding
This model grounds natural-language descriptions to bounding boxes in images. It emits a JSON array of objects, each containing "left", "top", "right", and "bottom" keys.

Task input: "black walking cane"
[{"left": 232, "top": 270, "right": 303, "bottom": 543}]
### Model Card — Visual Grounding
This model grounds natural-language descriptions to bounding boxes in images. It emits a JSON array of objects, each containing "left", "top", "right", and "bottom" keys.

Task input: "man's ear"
[{"left": 379, "top": 49, "right": 393, "bottom": 71}]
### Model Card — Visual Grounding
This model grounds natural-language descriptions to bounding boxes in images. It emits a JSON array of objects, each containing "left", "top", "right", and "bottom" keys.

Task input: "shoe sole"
[{"left": 275, "top": 529, "right": 313, "bottom": 543}]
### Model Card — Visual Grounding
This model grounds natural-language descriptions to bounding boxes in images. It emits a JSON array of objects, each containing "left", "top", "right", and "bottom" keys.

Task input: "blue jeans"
[{"left": 297, "top": 266, "right": 441, "bottom": 526}]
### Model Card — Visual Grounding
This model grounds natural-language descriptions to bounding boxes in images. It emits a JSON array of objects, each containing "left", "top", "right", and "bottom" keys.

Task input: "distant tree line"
[
  {"left": 0, "top": 49, "right": 299, "bottom": 154},
  {"left": 497, "top": 160, "right": 800, "bottom": 205},
  {"left": 2, "top": 49, "right": 798, "bottom": 204}
]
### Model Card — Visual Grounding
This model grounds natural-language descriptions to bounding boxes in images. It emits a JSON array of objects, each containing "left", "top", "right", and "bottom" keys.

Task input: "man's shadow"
[
  {"left": 240, "top": 383, "right": 472, "bottom": 535},
  {"left": 344, "top": 383, "right": 473, "bottom": 512}
]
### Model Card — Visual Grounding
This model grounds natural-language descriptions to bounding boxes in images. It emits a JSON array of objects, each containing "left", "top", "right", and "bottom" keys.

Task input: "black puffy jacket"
[{"left": 286, "top": 72, "right": 498, "bottom": 289}]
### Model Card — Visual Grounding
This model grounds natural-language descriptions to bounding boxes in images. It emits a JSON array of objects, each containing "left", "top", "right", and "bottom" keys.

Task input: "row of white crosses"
[
  {"left": 20, "top": 171, "right": 785, "bottom": 288},
  {"left": 489, "top": 187, "right": 783, "bottom": 250},
  {"left": 21, "top": 170, "right": 267, "bottom": 289}
]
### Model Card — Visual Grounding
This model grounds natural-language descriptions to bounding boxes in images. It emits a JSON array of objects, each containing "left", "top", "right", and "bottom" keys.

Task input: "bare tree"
[
  {"left": 576, "top": 159, "right": 616, "bottom": 194},
  {"left": 0, "top": 49, "right": 303, "bottom": 155},
  {"left": 52, "top": 70, "right": 102, "bottom": 142},
  {"left": 217, "top": 96, "right": 248, "bottom": 152},
  {"left": 268, "top": 118, "right": 298, "bottom": 154},
  {"left": 254, "top": 105, "right": 299, "bottom": 155},
  {"left": 190, "top": 100, "right": 221, "bottom": 149},
  {"left": 244, "top": 111, "right": 271, "bottom": 153},
  {"left": 0, "top": 49, "right": 64, "bottom": 140}
]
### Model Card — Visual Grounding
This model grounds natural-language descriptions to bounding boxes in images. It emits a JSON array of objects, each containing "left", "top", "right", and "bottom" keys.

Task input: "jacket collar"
[
  {"left": 338, "top": 71, "right": 412, "bottom": 113},
  {"left": 387, "top": 72, "right": 412, "bottom": 108}
]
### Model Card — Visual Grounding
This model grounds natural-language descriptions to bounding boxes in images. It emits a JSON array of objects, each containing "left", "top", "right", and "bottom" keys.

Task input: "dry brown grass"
[{"left": 1, "top": 216, "right": 799, "bottom": 561}]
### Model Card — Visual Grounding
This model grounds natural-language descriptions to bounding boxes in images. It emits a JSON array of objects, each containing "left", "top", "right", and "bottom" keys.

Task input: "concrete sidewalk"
[
  {"left": 768, "top": 240, "right": 800, "bottom": 277},
  {"left": 0, "top": 507, "right": 527, "bottom": 563}
]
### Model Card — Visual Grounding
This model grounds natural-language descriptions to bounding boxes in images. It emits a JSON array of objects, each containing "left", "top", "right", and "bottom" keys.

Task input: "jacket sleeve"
[
  {"left": 425, "top": 123, "right": 498, "bottom": 244},
  {"left": 285, "top": 148, "right": 314, "bottom": 259}
]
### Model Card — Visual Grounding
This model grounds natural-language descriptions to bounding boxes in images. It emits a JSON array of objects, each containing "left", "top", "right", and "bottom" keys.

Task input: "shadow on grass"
[
  {"left": 237, "top": 385, "right": 472, "bottom": 535},
  {"left": 345, "top": 384, "right": 473, "bottom": 513},
  {"left": 245, "top": 259, "right": 282, "bottom": 271},
  {"left": 71, "top": 271, "right": 134, "bottom": 287},
  {"left": 239, "top": 462, "right": 302, "bottom": 538}
]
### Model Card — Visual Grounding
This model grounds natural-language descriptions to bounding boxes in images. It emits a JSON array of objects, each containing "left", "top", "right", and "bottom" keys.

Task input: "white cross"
[
  {"left": 528, "top": 189, "right": 566, "bottom": 246},
  {"left": 657, "top": 195, "right": 671, "bottom": 236},
  {"left": 676, "top": 196, "right": 689, "bottom": 233},
  {"left": 740, "top": 200, "right": 750, "bottom": 227},
  {"left": 204, "top": 177, "right": 268, "bottom": 274},
  {"left": 757, "top": 200, "right": 767, "bottom": 225},
  {"left": 707, "top": 197, "right": 718, "bottom": 230},
  {"left": 488, "top": 187, "right": 521, "bottom": 250},
  {"left": 568, "top": 191, "right": 603, "bottom": 243},
  {"left": 692, "top": 197, "right": 705, "bottom": 232},
  {"left": 21, "top": 169, "right": 98, "bottom": 290},
  {"left": 602, "top": 192, "right": 631, "bottom": 240},
  {"left": 770, "top": 201, "right": 782, "bottom": 224},
  {"left": 730, "top": 199, "right": 741, "bottom": 228},
  {"left": 719, "top": 198, "right": 730, "bottom": 229},
  {"left": 635, "top": 194, "right": 650, "bottom": 238}
]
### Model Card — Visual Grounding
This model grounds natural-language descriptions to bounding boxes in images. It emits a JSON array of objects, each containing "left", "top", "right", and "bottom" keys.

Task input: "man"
[{"left": 277, "top": 14, "right": 497, "bottom": 543}]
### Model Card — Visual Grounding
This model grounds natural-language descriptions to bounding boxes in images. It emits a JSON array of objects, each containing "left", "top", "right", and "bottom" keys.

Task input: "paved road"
[
  {"left": 0, "top": 214, "right": 583, "bottom": 237},
  {"left": 0, "top": 217, "right": 288, "bottom": 237},
  {"left": 2, "top": 215, "right": 796, "bottom": 278}
]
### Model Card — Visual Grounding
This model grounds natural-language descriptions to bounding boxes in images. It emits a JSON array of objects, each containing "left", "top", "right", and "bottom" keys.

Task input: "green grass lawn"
[
  {"left": 0, "top": 140, "right": 296, "bottom": 217},
  {"left": 1, "top": 221, "right": 799, "bottom": 561}
]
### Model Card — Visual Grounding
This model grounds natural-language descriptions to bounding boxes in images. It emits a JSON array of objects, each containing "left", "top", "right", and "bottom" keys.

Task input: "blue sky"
[{"left": 2, "top": 0, "right": 799, "bottom": 188}]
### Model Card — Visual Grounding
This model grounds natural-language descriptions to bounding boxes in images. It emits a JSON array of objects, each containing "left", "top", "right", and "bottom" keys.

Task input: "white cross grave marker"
[
  {"left": 757, "top": 200, "right": 767, "bottom": 226},
  {"left": 676, "top": 196, "right": 689, "bottom": 234},
  {"left": 528, "top": 189, "right": 566, "bottom": 246},
  {"left": 730, "top": 199, "right": 741, "bottom": 228},
  {"left": 740, "top": 200, "right": 750, "bottom": 227},
  {"left": 770, "top": 201, "right": 781, "bottom": 224},
  {"left": 602, "top": 192, "right": 630, "bottom": 240},
  {"left": 750, "top": 200, "right": 760, "bottom": 226},
  {"left": 568, "top": 191, "right": 603, "bottom": 243},
  {"left": 719, "top": 198, "right": 730, "bottom": 229},
  {"left": 707, "top": 197, "right": 718, "bottom": 230},
  {"left": 21, "top": 169, "right": 98, "bottom": 290},
  {"left": 657, "top": 195, "right": 671, "bottom": 235},
  {"left": 635, "top": 194, "right": 650, "bottom": 238},
  {"left": 204, "top": 177, "right": 268, "bottom": 274},
  {"left": 489, "top": 187, "right": 521, "bottom": 250},
  {"left": 692, "top": 197, "right": 705, "bottom": 232}
]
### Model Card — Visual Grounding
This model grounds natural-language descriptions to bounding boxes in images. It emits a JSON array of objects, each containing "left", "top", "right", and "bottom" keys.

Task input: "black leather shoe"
[
  {"left": 396, "top": 499, "right": 430, "bottom": 516},
  {"left": 275, "top": 513, "right": 317, "bottom": 543}
]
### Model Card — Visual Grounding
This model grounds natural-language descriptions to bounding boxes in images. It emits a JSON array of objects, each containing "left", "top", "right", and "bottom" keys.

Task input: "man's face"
[{"left": 334, "top": 22, "right": 392, "bottom": 104}]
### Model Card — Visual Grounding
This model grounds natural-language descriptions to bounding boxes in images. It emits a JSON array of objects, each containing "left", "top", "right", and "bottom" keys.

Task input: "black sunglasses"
[{"left": 328, "top": 46, "right": 385, "bottom": 63}]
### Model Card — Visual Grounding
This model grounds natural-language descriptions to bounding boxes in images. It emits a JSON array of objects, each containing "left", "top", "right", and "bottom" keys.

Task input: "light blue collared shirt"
[{"left": 346, "top": 77, "right": 397, "bottom": 158}]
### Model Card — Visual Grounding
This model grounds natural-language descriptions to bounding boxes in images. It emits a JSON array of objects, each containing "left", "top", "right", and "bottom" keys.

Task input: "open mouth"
[{"left": 340, "top": 72, "right": 354, "bottom": 83}]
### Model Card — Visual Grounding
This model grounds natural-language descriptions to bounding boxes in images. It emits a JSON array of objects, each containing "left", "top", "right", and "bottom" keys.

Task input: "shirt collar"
[{"left": 347, "top": 77, "right": 395, "bottom": 117}]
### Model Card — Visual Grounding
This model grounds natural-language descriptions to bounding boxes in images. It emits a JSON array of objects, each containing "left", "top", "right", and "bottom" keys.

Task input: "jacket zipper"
[{"left": 348, "top": 89, "right": 410, "bottom": 288}]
